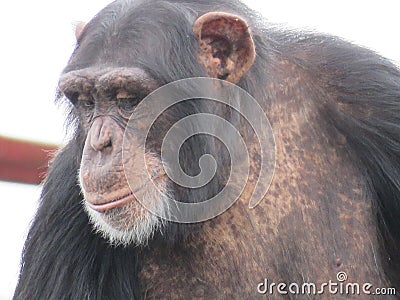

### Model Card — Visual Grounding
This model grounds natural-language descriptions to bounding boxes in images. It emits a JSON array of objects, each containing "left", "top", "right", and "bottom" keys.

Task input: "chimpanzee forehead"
[{"left": 63, "top": 1, "right": 201, "bottom": 80}]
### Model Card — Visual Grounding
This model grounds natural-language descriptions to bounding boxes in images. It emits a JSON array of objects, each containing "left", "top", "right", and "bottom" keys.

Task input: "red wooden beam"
[{"left": 0, "top": 136, "right": 59, "bottom": 185}]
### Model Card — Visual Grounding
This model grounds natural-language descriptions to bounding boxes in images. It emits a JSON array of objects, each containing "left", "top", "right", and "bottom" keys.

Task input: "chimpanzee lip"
[{"left": 86, "top": 192, "right": 136, "bottom": 212}]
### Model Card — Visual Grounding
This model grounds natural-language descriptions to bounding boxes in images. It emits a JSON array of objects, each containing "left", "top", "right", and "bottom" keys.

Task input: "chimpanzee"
[{"left": 14, "top": 0, "right": 400, "bottom": 299}]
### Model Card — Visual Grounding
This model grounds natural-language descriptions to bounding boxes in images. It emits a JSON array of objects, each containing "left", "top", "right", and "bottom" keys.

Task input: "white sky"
[{"left": 0, "top": 1, "right": 399, "bottom": 299}]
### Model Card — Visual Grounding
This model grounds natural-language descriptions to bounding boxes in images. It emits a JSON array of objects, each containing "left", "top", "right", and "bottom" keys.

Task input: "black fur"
[{"left": 14, "top": 0, "right": 400, "bottom": 298}]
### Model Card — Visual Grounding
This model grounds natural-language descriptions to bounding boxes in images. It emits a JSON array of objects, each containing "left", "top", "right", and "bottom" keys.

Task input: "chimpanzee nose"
[{"left": 89, "top": 118, "right": 112, "bottom": 151}]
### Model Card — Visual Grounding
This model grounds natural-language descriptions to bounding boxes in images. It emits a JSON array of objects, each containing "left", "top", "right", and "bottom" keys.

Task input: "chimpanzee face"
[{"left": 58, "top": 10, "right": 256, "bottom": 246}]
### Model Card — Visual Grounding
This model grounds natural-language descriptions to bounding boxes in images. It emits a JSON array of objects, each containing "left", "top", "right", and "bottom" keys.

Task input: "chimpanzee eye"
[
  {"left": 118, "top": 98, "right": 140, "bottom": 111},
  {"left": 76, "top": 94, "right": 95, "bottom": 110},
  {"left": 116, "top": 90, "right": 141, "bottom": 115},
  {"left": 81, "top": 100, "right": 95, "bottom": 109}
]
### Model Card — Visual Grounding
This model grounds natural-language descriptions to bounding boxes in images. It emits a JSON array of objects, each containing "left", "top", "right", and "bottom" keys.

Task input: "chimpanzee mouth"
[
  {"left": 83, "top": 173, "right": 166, "bottom": 214},
  {"left": 86, "top": 192, "right": 136, "bottom": 212}
]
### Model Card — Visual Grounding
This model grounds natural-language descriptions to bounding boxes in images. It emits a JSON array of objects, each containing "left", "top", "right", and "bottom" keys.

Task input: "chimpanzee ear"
[
  {"left": 193, "top": 12, "right": 256, "bottom": 84},
  {"left": 74, "top": 21, "right": 87, "bottom": 41}
]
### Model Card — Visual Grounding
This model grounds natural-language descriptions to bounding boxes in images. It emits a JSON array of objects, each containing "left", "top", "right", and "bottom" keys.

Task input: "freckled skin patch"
[{"left": 138, "top": 58, "right": 386, "bottom": 299}]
